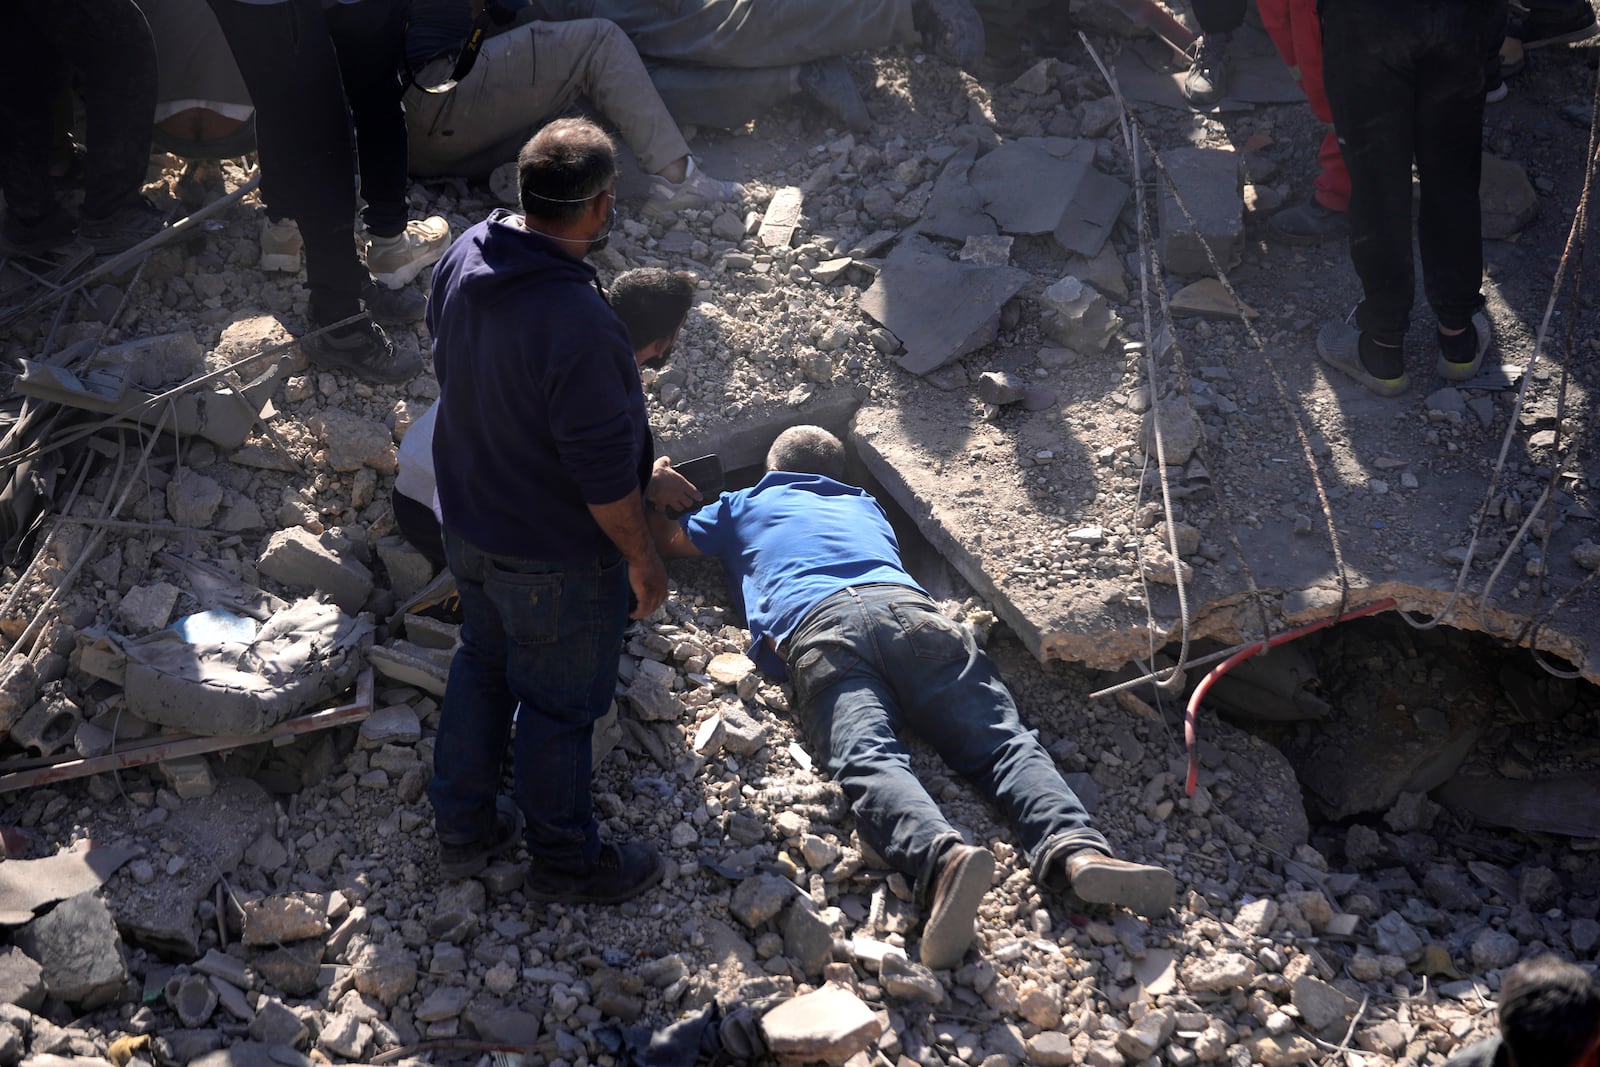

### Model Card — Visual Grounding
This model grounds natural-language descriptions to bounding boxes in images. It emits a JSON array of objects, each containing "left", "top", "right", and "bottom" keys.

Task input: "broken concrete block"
[
  {"left": 375, "top": 536, "right": 433, "bottom": 604},
  {"left": 112, "top": 331, "right": 206, "bottom": 391},
  {"left": 367, "top": 640, "right": 451, "bottom": 696},
  {"left": 10, "top": 696, "right": 79, "bottom": 757},
  {"left": 159, "top": 754, "right": 218, "bottom": 799},
  {"left": 758, "top": 187, "right": 804, "bottom": 250},
  {"left": 977, "top": 371, "right": 1028, "bottom": 406},
  {"left": 0, "top": 657, "right": 39, "bottom": 738},
  {"left": 307, "top": 408, "right": 399, "bottom": 475},
  {"left": 919, "top": 145, "right": 995, "bottom": 242},
  {"left": 1158, "top": 146, "right": 1243, "bottom": 276},
  {"left": 760, "top": 984, "right": 884, "bottom": 1065},
  {"left": 1171, "top": 277, "right": 1258, "bottom": 320},
  {"left": 166, "top": 470, "right": 225, "bottom": 528},
  {"left": 1038, "top": 276, "right": 1122, "bottom": 354},
  {"left": 212, "top": 314, "right": 296, "bottom": 379},
  {"left": 12, "top": 891, "right": 128, "bottom": 1009},
  {"left": 1480, "top": 153, "right": 1539, "bottom": 239},
  {"left": 350, "top": 938, "right": 417, "bottom": 1007},
  {"left": 959, "top": 235, "right": 1013, "bottom": 266},
  {"left": 811, "top": 257, "right": 853, "bottom": 284},
  {"left": 0, "top": 946, "right": 45, "bottom": 1012},
  {"left": 860, "top": 237, "right": 1029, "bottom": 376},
  {"left": 257, "top": 529, "right": 374, "bottom": 615},
  {"left": 242, "top": 893, "right": 330, "bottom": 946},
  {"left": 119, "top": 581, "right": 181, "bottom": 633},
  {"left": 358, "top": 704, "right": 421, "bottom": 748},
  {"left": 970, "top": 137, "right": 1097, "bottom": 236},
  {"left": 1139, "top": 396, "right": 1205, "bottom": 465},
  {"left": 625, "top": 658, "right": 686, "bottom": 722},
  {"left": 167, "top": 971, "right": 220, "bottom": 1027}
]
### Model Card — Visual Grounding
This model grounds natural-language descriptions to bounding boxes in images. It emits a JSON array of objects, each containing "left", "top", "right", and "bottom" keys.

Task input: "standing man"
[
  {"left": 1315, "top": 0, "right": 1505, "bottom": 396},
  {"left": 650, "top": 427, "right": 1175, "bottom": 969},
  {"left": 426, "top": 119, "right": 668, "bottom": 905}
]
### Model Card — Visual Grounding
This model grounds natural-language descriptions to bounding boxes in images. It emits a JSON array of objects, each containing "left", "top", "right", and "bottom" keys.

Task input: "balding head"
[{"left": 518, "top": 117, "right": 617, "bottom": 224}]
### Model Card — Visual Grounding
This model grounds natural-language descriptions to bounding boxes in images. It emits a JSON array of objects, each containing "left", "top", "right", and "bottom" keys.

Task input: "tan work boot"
[
  {"left": 1064, "top": 849, "right": 1177, "bottom": 917},
  {"left": 919, "top": 843, "right": 995, "bottom": 969}
]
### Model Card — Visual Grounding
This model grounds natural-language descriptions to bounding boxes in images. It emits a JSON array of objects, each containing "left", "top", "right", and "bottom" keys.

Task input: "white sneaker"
[
  {"left": 363, "top": 216, "right": 451, "bottom": 289},
  {"left": 644, "top": 158, "right": 741, "bottom": 218},
  {"left": 259, "top": 216, "right": 303, "bottom": 274}
]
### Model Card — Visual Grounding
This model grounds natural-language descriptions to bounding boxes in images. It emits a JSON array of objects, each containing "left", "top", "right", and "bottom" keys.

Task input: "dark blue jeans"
[
  {"left": 785, "top": 584, "right": 1109, "bottom": 905},
  {"left": 429, "top": 531, "right": 629, "bottom": 870}
]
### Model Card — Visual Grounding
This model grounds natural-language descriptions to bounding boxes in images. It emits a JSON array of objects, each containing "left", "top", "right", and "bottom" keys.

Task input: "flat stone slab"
[
  {"left": 1158, "top": 146, "right": 1243, "bottom": 277},
  {"left": 0, "top": 843, "right": 135, "bottom": 926},
  {"left": 860, "top": 237, "right": 1029, "bottom": 376}
]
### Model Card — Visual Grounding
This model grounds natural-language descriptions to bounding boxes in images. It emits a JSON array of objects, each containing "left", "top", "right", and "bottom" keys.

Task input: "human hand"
[
  {"left": 628, "top": 551, "right": 667, "bottom": 619},
  {"left": 646, "top": 458, "right": 702, "bottom": 517}
]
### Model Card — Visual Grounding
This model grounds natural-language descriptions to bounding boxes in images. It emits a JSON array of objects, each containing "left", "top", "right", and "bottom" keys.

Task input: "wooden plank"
[{"left": 0, "top": 669, "right": 373, "bottom": 793}]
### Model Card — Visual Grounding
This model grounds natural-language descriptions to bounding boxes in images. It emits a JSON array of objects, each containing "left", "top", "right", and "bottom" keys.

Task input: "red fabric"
[{"left": 1258, "top": 0, "right": 1351, "bottom": 211}]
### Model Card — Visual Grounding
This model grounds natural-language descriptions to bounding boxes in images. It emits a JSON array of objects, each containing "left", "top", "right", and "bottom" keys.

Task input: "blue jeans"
[
  {"left": 785, "top": 584, "right": 1109, "bottom": 905},
  {"left": 428, "top": 531, "right": 629, "bottom": 869}
]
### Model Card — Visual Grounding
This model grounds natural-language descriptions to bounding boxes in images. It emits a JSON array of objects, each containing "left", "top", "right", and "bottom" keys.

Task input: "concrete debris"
[
  {"left": 760, "top": 984, "right": 883, "bottom": 1065},
  {"left": 758, "top": 187, "right": 805, "bottom": 250},
  {"left": 1158, "top": 147, "right": 1243, "bottom": 276},
  {"left": 860, "top": 237, "right": 1029, "bottom": 376},
  {"left": 1037, "top": 275, "right": 1122, "bottom": 353},
  {"left": 256, "top": 529, "right": 374, "bottom": 615},
  {"left": 1170, "top": 277, "right": 1258, "bottom": 320},
  {"left": 241, "top": 893, "right": 329, "bottom": 945},
  {"left": 119, "top": 581, "right": 182, "bottom": 634},
  {"left": 1480, "top": 153, "right": 1539, "bottom": 239},
  {"left": 0, "top": 946, "right": 45, "bottom": 1012},
  {"left": 12, "top": 891, "right": 128, "bottom": 1009},
  {"left": 0, "top": 842, "right": 135, "bottom": 926}
]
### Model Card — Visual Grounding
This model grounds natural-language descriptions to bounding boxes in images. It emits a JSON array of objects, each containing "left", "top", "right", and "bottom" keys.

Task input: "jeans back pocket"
[{"left": 485, "top": 566, "right": 563, "bottom": 646}]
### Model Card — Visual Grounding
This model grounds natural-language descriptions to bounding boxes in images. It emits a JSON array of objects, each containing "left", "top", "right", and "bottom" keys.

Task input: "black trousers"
[
  {"left": 326, "top": 0, "right": 410, "bottom": 239},
  {"left": 206, "top": 0, "right": 367, "bottom": 324},
  {"left": 0, "top": 0, "right": 156, "bottom": 223},
  {"left": 1191, "top": 0, "right": 1248, "bottom": 34},
  {"left": 1321, "top": 0, "right": 1506, "bottom": 342}
]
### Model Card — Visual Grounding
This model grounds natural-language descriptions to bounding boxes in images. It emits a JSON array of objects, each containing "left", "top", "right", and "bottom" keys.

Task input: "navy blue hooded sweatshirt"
[{"left": 428, "top": 210, "right": 648, "bottom": 560}]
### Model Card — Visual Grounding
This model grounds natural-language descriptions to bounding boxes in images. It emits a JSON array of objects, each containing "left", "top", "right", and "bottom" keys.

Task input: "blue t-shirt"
[{"left": 682, "top": 472, "right": 924, "bottom": 679}]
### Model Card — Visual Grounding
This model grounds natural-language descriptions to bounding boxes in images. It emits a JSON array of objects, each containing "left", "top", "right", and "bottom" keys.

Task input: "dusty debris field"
[{"left": 1, "top": 12, "right": 1599, "bottom": 1067}]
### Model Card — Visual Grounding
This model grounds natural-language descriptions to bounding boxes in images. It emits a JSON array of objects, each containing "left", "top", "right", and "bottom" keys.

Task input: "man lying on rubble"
[
  {"left": 393, "top": 266, "right": 702, "bottom": 569},
  {"left": 404, "top": 0, "right": 740, "bottom": 215},
  {"left": 1441, "top": 955, "right": 1600, "bottom": 1067},
  {"left": 647, "top": 425, "right": 1176, "bottom": 969}
]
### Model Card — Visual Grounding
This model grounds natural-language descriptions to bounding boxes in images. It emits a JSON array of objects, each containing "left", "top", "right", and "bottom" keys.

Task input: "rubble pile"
[{"left": 0, "top": 18, "right": 1597, "bottom": 1067}]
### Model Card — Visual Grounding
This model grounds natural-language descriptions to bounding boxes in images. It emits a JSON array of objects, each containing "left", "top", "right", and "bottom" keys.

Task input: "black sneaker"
[
  {"left": 0, "top": 203, "right": 79, "bottom": 257},
  {"left": 525, "top": 840, "right": 663, "bottom": 905},
  {"left": 799, "top": 58, "right": 871, "bottom": 133},
  {"left": 1267, "top": 198, "right": 1348, "bottom": 244},
  {"left": 1513, "top": 5, "right": 1599, "bottom": 48},
  {"left": 912, "top": 0, "right": 985, "bottom": 70},
  {"left": 437, "top": 796, "right": 523, "bottom": 880},
  {"left": 362, "top": 277, "right": 427, "bottom": 326},
  {"left": 300, "top": 314, "right": 422, "bottom": 385},
  {"left": 80, "top": 197, "right": 168, "bottom": 256}
]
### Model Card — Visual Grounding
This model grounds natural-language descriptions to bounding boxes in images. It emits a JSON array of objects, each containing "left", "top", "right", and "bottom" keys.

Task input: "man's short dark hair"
[
  {"left": 611, "top": 269, "right": 696, "bottom": 351},
  {"left": 766, "top": 425, "right": 846, "bottom": 481},
  {"left": 1498, "top": 956, "right": 1600, "bottom": 1067},
  {"left": 518, "top": 117, "right": 616, "bottom": 223}
]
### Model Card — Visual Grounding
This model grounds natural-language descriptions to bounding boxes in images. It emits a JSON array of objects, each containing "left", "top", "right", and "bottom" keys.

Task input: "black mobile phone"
[{"left": 665, "top": 454, "right": 724, "bottom": 518}]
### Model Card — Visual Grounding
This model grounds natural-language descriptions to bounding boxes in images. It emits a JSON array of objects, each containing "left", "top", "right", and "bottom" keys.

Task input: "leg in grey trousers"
[{"left": 407, "top": 19, "right": 690, "bottom": 179}]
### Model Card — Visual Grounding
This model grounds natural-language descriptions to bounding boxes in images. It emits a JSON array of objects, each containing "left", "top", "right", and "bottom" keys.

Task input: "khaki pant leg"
[
  {"left": 528, "top": 19, "right": 689, "bottom": 174},
  {"left": 405, "top": 25, "right": 554, "bottom": 178}
]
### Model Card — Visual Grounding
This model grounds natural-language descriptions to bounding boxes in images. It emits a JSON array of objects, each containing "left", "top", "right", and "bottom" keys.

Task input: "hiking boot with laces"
[
  {"left": 525, "top": 840, "right": 663, "bottom": 905},
  {"left": 0, "top": 203, "right": 79, "bottom": 257},
  {"left": 363, "top": 216, "right": 451, "bottom": 289},
  {"left": 80, "top": 197, "right": 167, "bottom": 256},
  {"left": 920, "top": 843, "right": 995, "bottom": 970},
  {"left": 799, "top": 58, "right": 871, "bottom": 133},
  {"left": 1182, "top": 33, "right": 1230, "bottom": 108},
  {"left": 437, "top": 796, "right": 523, "bottom": 880},
  {"left": 644, "top": 158, "right": 742, "bottom": 218},
  {"left": 913, "top": 0, "right": 986, "bottom": 70},
  {"left": 260, "top": 216, "right": 303, "bottom": 274},
  {"left": 363, "top": 277, "right": 427, "bottom": 326},
  {"left": 300, "top": 314, "right": 421, "bottom": 385}
]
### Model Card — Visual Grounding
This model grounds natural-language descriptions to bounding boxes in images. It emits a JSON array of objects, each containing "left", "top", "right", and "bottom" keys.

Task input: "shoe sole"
[
  {"left": 368, "top": 245, "right": 447, "bottom": 289},
  {"left": 1317, "top": 323, "right": 1411, "bottom": 397},
  {"left": 524, "top": 858, "right": 664, "bottom": 905},
  {"left": 920, "top": 846, "right": 994, "bottom": 969},
  {"left": 1070, "top": 859, "right": 1177, "bottom": 917}
]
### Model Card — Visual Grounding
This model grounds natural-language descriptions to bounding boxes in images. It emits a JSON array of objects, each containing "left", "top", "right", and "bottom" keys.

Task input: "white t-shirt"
[{"left": 395, "top": 403, "right": 439, "bottom": 508}]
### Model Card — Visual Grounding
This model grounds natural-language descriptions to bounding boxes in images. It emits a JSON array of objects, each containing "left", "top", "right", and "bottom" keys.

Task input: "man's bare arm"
[
  {"left": 588, "top": 493, "right": 667, "bottom": 618},
  {"left": 648, "top": 508, "right": 703, "bottom": 560}
]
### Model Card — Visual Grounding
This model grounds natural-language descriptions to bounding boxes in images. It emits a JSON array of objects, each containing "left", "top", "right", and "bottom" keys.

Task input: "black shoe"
[
  {"left": 525, "top": 841, "right": 663, "bottom": 905},
  {"left": 1513, "top": 5, "right": 1599, "bottom": 48},
  {"left": 913, "top": 0, "right": 985, "bottom": 70},
  {"left": 1182, "top": 33, "right": 1230, "bottom": 107},
  {"left": 362, "top": 277, "right": 427, "bottom": 326},
  {"left": 799, "top": 58, "right": 871, "bottom": 133},
  {"left": 300, "top": 315, "right": 422, "bottom": 385},
  {"left": 0, "top": 204, "right": 79, "bottom": 257},
  {"left": 437, "top": 796, "right": 523, "bottom": 880},
  {"left": 1267, "top": 198, "right": 1348, "bottom": 244},
  {"left": 80, "top": 197, "right": 168, "bottom": 256}
]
